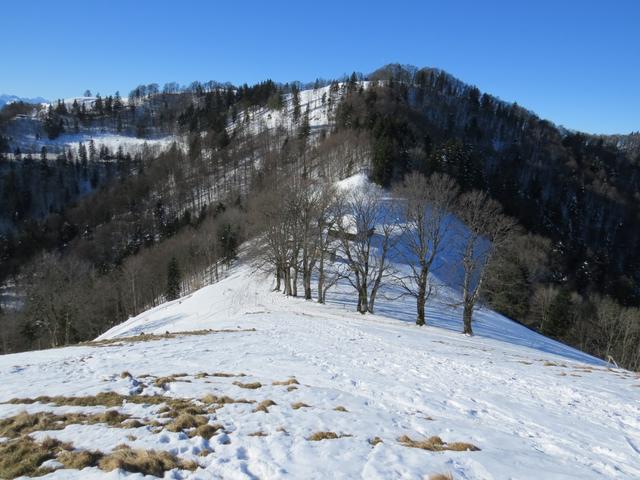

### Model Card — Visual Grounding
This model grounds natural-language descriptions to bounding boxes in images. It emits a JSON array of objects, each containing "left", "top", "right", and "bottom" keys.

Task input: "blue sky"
[{"left": 1, "top": 0, "right": 638, "bottom": 134}]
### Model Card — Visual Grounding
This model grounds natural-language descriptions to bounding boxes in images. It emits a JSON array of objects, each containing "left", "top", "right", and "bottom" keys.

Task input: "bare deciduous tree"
[
  {"left": 334, "top": 184, "right": 396, "bottom": 314},
  {"left": 455, "top": 190, "right": 515, "bottom": 335},
  {"left": 394, "top": 172, "right": 459, "bottom": 325}
]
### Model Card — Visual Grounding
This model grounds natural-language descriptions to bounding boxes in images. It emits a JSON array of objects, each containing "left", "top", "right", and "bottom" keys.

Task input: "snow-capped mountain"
[{"left": 0, "top": 94, "right": 48, "bottom": 108}]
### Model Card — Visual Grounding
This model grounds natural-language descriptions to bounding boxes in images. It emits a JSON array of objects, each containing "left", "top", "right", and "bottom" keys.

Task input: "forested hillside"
[{"left": 0, "top": 65, "right": 638, "bottom": 370}]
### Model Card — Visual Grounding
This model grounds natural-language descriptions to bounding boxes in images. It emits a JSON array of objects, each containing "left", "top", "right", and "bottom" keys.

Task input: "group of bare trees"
[{"left": 250, "top": 169, "right": 515, "bottom": 336}]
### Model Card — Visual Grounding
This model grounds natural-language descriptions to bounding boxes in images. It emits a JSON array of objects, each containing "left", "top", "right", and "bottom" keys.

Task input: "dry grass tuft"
[
  {"left": 291, "top": 402, "right": 311, "bottom": 410},
  {"left": 307, "top": 431, "right": 351, "bottom": 441},
  {"left": 398, "top": 435, "right": 479, "bottom": 452},
  {"left": 543, "top": 361, "right": 567, "bottom": 367},
  {"left": 429, "top": 474, "right": 454, "bottom": 480},
  {"left": 4, "top": 391, "right": 169, "bottom": 408},
  {"left": 286, "top": 386, "right": 298, "bottom": 392},
  {"left": 254, "top": 399, "right": 277, "bottom": 413},
  {"left": 0, "top": 410, "right": 130, "bottom": 438},
  {"left": 165, "top": 413, "right": 207, "bottom": 432},
  {"left": 120, "top": 371, "right": 132, "bottom": 379},
  {"left": 201, "top": 394, "right": 254, "bottom": 405},
  {"left": 248, "top": 430, "right": 268, "bottom": 437},
  {"left": 0, "top": 436, "right": 72, "bottom": 479},
  {"left": 272, "top": 378, "right": 299, "bottom": 386},
  {"left": 233, "top": 381, "right": 262, "bottom": 389},
  {"left": 369, "top": 436, "right": 383, "bottom": 446},
  {"left": 190, "top": 423, "right": 224, "bottom": 439},
  {"left": 334, "top": 406, "right": 348, "bottom": 412},
  {"left": 58, "top": 449, "right": 104, "bottom": 470},
  {"left": 98, "top": 448, "right": 197, "bottom": 476},
  {"left": 85, "top": 328, "right": 256, "bottom": 347},
  {"left": 155, "top": 374, "right": 191, "bottom": 389},
  {"left": 212, "top": 372, "right": 246, "bottom": 378}
]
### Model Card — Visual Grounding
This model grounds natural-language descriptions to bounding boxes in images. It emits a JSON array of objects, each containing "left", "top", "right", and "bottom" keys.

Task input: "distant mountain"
[{"left": 0, "top": 93, "right": 48, "bottom": 108}]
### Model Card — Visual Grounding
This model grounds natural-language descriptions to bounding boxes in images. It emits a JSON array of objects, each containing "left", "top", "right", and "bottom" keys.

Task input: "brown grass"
[
  {"left": 334, "top": 406, "right": 348, "bottom": 412},
  {"left": 120, "top": 371, "right": 132, "bottom": 379},
  {"left": 201, "top": 394, "right": 254, "bottom": 405},
  {"left": 233, "top": 381, "right": 262, "bottom": 389},
  {"left": 196, "top": 371, "right": 246, "bottom": 379},
  {"left": 85, "top": 328, "right": 256, "bottom": 347},
  {"left": 155, "top": 374, "right": 191, "bottom": 389},
  {"left": 368, "top": 436, "right": 383, "bottom": 446},
  {"left": 307, "top": 431, "right": 352, "bottom": 441},
  {"left": 0, "top": 410, "right": 131, "bottom": 438},
  {"left": 165, "top": 413, "right": 207, "bottom": 432},
  {"left": 0, "top": 436, "right": 72, "bottom": 479},
  {"left": 248, "top": 431, "right": 268, "bottom": 437},
  {"left": 3, "top": 391, "right": 170, "bottom": 407},
  {"left": 58, "top": 449, "right": 104, "bottom": 470},
  {"left": 398, "top": 435, "right": 479, "bottom": 452},
  {"left": 98, "top": 448, "right": 197, "bottom": 476},
  {"left": 429, "top": 474, "right": 454, "bottom": 480},
  {"left": 254, "top": 400, "right": 277, "bottom": 413},
  {"left": 291, "top": 402, "right": 311, "bottom": 410},
  {"left": 543, "top": 361, "right": 567, "bottom": 367},
  {"left": 286, "top": 386, "right": 298, "bottom": 392},
  {"left": 272, "top": 378, "right": 299, "bottom": 386},
  {"left": 189, "top": 423, "right": 224, "bottom": 439}
]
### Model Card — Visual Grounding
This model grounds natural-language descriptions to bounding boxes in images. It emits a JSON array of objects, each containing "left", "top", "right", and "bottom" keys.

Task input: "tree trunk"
[
  {"left": 358, "top": 286, "right": 368, "bottom": 314},
  {"left": 463, "top": 302, "right": 474, "bottom": 335},
  {"left": 292, "top": 268, "right": 298, "bottom": 297},
  {"left": 284, "top": 267, "right": 292, "bottom": 296},
  {"left": 416, "top": 267, "right": 427, "bottom": 326},
  {"left": 317, "top": 255, "right": 325, "bottom": 304},
  {"left": 274, "top": 268, "right": 281, "bottom": 292},
  {"left": 304, "top": 270, "right": 312, "bottom": 300}
]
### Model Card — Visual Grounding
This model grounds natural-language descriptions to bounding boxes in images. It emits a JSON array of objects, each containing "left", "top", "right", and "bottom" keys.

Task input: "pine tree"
[{"left": 166, "top": 256, "right": 181, "bottom": 301}]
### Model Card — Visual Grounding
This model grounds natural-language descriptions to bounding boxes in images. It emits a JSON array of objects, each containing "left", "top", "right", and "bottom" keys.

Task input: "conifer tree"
[{"left": 166, "top": 256, "right": 181, "bottom": 301}]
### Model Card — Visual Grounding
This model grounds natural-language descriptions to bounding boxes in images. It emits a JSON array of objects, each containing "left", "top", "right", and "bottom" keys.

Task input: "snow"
[{"left": 1, "top": 254, "right": 639, "bottom": 479}]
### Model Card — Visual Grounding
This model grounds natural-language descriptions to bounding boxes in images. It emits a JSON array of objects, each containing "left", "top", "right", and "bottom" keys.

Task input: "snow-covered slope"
[{"left": 1, "top": 259, "right": 639, "bottom": 479}]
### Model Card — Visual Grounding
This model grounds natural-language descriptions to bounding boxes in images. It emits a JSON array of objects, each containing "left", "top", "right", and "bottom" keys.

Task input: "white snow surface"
[{"left": 1, "top": 256, "right": 639, "bottom": 479}]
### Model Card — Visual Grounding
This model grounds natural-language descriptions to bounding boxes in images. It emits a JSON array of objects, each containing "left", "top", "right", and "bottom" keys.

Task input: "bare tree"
[
  {"left": 394, "top": 172, "right": 459, "bottom": 325},
  {"left": 455, "top": 190, "right": 515, "bottom": 335},
  {"left": 334, "top": 184, "right": 397, "bottom": 314}
]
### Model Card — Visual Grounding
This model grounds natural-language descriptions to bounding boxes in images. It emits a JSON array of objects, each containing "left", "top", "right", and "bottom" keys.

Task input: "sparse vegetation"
[
  {"left": 201, "top": 393, "right": 254, "bottom": 405},
  {"left": 0, "top": 436, "right": 71, "bottom": 479},
  {"left": 233, "top": 381, "right": 262, "bottom": 389},
  {"left": 98, "top": 447, "right": 198, "bottom": 476},
  {"left": 368, "top": 436, "right": 383, "bottom": 446},
  {"left": 254, "top": 399, "right": 277, "bottom": 413},
  {"left": 307, "top": 431, "right": 352, "bottom": 441},
  {"left": 398, "top": 435, "right": 479, "bottom": 452},
  {"left": 0, "top": 410, "right": 131, "bottom": 438},
  {"left": 272, "top": 378, "right": 299, "bottom": 386},
  {"left": 86, "top": 329, "right": 256, "bottom": 347},
  {"left": 334, "top": 406, "right": 348, "bottom": 412},
  {"left": 291, "top": 402, "right": 311, "bottom": 410},
  {"left": 165, "top": 413, "right": 207, "bottom": 432},
  {"left": 190, "top": 423, "right": 224, "bottom": 439},
  {"left": 429, "top": 474, "right": 454, "bottom": 480},
  {"left": 58, "top": 448, "right": 104, "bottom": 470}
]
